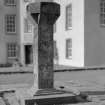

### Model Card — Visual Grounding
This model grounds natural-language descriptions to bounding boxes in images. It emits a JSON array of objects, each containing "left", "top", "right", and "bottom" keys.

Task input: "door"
[{"left": 24, "top": 45, "right": 33, "bottom": 65}]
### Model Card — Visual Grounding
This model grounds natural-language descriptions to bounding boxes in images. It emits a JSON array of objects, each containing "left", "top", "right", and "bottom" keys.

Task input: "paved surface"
[
  {"left": 0, "top": 67, "right": 105, "bottom": 92},
  {"left": 54, "top": 70, "right": 105, "bottom": 92},
  {"left": 54, "top": 70, "right": 105, "bottom": 104},
  {"left": 0, "top": 67, "right": 105, "bottom": 104}
]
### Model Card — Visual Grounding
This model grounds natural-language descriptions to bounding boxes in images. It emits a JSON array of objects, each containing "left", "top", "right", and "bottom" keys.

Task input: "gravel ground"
[
  {"left": 54, "top": 70, "right": 105, "bottom": 91},
  {"left": 0, "top": 67, "right": 105, "bottom": 104},
  {"left": 54, "top": 70, "right": 105, "bottom": 104}
]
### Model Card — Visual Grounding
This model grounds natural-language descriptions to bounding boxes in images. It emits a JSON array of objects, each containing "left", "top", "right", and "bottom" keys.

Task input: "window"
[
  {"left": 54, "top": 41, "right": 58, "bottom": 59},
  {"left": 66, "top": 39, "right": 72, "bottom": 59},
  {"left": 24, "top": 19, "right": 33, "bottom": 33},
  {"left": 100, "top": 0, "right": 105, "bottom": 26},
  {"left": 5, "top": 15, "right": 16, "bottom": 34},
  {"left": 66, "top": 4, "right": 72, "bottom": 30},
  {"left": 53, "top": 23, "right": 56, "bottom": 33},
  {"left": 5, "top": 0, "right": 16, "bottom": 6},
  {"left": 7, "top": 43, "right": 17, "bottom": 58}
]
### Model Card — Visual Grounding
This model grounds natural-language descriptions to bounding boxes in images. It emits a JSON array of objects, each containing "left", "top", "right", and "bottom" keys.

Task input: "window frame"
[
  {"left": 4, "top": 0, "right": 16, "bottom": 6},
  {"left": 53, "top": 23, "right": 56, "bottom": 33},
  {"left": 5, "top": 14, "right": 16, "bottom": 34},
  {"left": 65, "top": 3, "right": 72, "bottom": 30},
  {"left": 54, "top": 40, "right": 58, "bottom": 59},
  {"left": 66, "top": 39, "right": 72, "bottom": 59},
  {"left": 100, "top": 0, "right": 105, "bottom": 26},
  {"left": 24, "top": 18, "right": 33, "bottom": 33},
  {"left": 7, "top": 43, "right": 17, "bottom": 59}
]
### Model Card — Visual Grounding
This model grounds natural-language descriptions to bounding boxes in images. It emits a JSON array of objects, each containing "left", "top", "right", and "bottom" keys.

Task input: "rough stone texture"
[
  {"left": 0, "top": 97, "right": 6, "bottom": 105},
  {"left": 38, "top": 22, "right": 53, "bottom": 88},
  {"left": 28, "top": 2, "right": 60, "bottom": 89},
  {"left": 3, "top": 92, "right": 20, "bottom": 105}
]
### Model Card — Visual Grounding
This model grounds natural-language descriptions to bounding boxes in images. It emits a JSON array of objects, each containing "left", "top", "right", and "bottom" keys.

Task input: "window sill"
[
  {"left": 66, "top": 27, "right": 72, "bottom": 31},
  {"left": 24, "top": 32, "right": 32, "bottom": 33},
  {"left": 100, "top": 24, "right": 105, "bottom": 27},
  {"left": 8, "top": 57, "right": 17, "bottom": 59},
  {"left": 5, "top": 4, "right": 16, "bottom": 6},
  {"left": 6, "top": 32, "right": 16, "bottom": 35},
  {"left": 66, "top": 57, "right": 72, "bottom": 60}
]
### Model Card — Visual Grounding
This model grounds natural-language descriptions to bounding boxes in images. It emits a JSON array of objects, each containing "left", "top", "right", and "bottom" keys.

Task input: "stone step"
[{"left": 35, "top": 88, "right": 72, "bottom": 96}]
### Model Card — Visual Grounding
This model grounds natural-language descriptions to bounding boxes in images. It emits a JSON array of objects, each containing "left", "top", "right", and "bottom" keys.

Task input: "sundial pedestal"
[
  {"left": 18, "top": 2, "right": 77, "bottom": 105},
  {"left": 27, "top": 1, "right": 60, "bottom": 92}
]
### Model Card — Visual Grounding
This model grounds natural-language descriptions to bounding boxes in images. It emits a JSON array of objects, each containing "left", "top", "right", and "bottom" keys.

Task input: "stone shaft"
[{"left": 27, "top": 2, "right": 60, "bottom": 89}]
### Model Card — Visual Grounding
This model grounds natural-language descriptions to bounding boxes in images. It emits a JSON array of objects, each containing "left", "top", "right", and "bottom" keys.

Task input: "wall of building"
[
  {"left": 0, "top": 0, "right": 54, "bottom": 65},
  {"left": 54, "top": 0, "right": 84, "bottom": 67},
  {"left": 0, "top": 0, "right": 18, "bottom": 64},
  {"left": 17, "top": 0, "right": 34, "bottom": 65},
  {"left": 84, "top": 0, "right": 105, "bottom": 67}
]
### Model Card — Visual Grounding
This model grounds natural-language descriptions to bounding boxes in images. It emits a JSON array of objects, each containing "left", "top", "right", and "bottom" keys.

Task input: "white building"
[
  {"left": 0, "top": 0, "right": 54, "bottom": 67},
  {"left": 18, "top": 0, "right": 53, "bottom": 65},
  {"left": 18, "top": 0, "right": 35, "bottom": 66},
  {"left": 1, "top": 0, "right": 105, "bottom": 68},
  {"left": 53, "top": 0, "right": 105, "bottom": 67},
  {"left": 0, "top": 0, "right": 35, "bottom": 66}
]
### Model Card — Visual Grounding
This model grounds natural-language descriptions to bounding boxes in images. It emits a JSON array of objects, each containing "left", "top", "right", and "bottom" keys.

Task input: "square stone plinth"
[{"left": 17, "top": 89, "right": 77, "bottom": 105}]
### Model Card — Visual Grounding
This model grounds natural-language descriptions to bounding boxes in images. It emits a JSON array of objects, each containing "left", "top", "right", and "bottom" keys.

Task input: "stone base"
[{"left": 17, "top": 88, "right": 84, "bottom": 105}]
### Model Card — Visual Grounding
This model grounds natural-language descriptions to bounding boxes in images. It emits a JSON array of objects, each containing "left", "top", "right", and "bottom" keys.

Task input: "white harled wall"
[
  {"left": 54, "top": 0, "right": 84, "bottom": 67},
  {"left": 0, "top": 0, "right": 17, "bottom": 64}
]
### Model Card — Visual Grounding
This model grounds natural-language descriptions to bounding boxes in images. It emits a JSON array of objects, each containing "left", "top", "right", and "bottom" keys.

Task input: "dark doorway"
[{"left": 24, "top": 45, "right": 33, "bottom": 65}]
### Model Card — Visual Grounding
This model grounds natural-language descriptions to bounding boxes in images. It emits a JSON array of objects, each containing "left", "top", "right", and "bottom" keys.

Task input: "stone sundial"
[
  {"left": 15, "top": 2, "right": 82, "bottom": 105},
  {"left": 27, "top": 1, "right": 60, "bottom": 90}
]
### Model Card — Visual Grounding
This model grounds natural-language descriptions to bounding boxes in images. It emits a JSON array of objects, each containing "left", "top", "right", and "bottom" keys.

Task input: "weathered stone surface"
[
  {"left": 28, "top": 2, "right": 60, "bottom": 89},
  {"left": 100, "top": 101, "right": 105, "bottom": 105},
  {"left": 3, "top": 92, "right": 20, "bottom": 105},
  {"left": 0, "top": 97, "right": 6, "bottom": 105}
]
